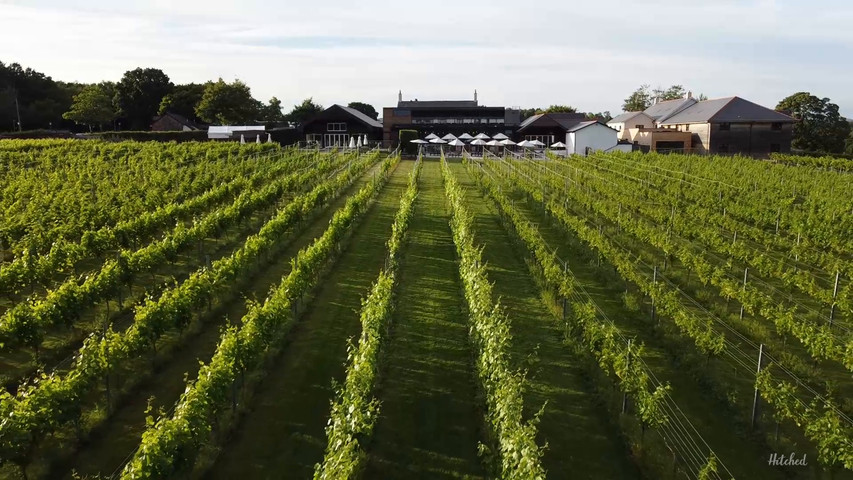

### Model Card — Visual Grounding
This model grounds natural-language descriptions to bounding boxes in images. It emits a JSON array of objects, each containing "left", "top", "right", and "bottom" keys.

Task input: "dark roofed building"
[
  {"left": 654, "top": 96, "right": 796, "bottom": 156},
  {"left": 302, "top": 104, "right": 382, "bottom": 147},
  {"left": 151, "top": 112, "right": 204, "bottom": 132},
  {"left": 516, "top": 113, "right": 620, "bottom": 155},
  {"left": 382, "top": 90, "right": 521, "bottom": 147}
]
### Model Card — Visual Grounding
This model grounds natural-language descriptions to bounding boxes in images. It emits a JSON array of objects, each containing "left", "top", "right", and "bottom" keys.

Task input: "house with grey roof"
[
  {"left": 301, "top": 104, "right": 383, "bottom": 147},
  {"left": 653, "top": 96, "right": 796, "bottom": 155},
  {"left": 607, "top": 111, "right": 656, "bottom": 141}
]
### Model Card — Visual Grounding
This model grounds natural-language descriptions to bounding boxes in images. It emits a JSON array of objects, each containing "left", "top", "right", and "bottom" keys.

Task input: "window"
[
  {"left": 684, "top": 124, "right": 690, "bottom": 131},
  {"left": 525, "top": 134, "right": 554, "bottom": 145},
  {"left": 635, "top": 124, "right": 644, "bottom": 129},
  {"left": 770, "top": 143, "right": 781, "bottom": 152},
  {"left": 719, "top": 123, "right": 731, "bottom": 131},
  {"left": 327, "top": 122, "right": 346, "bottom": 132},
  {"left": 771, "top": 122, "right": 782, "bottom": 131},
  {"left": 306, "top": 134, "right": 322, "bottom": 145},
  {"left": 324, "top": 133, "right": 350, "bottom": 146},
  {"left": 718, "top": 144, "right": 729, "bottom": 153}
]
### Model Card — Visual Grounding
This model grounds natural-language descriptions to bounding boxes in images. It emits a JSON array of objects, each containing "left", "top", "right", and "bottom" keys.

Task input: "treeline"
[{"left": 0, "top": 61, "right": 379, "bottom": 133}]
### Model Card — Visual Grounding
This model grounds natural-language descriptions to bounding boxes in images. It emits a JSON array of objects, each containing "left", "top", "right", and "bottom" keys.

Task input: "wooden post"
[
  {"left": 829, "top": 271, "right": 840, "bottom": 327},
  {"left": 740, "top": 267, "right": 748, "bottom": 320},
  {"left": 751, "top": 344, "right": 764, "bottom": 428},
  {"left": 652, "top": 266, "right": 658, "bottom": 324},
  {"left": 622, "top": 339, "right": 632, "bottom": 414}
]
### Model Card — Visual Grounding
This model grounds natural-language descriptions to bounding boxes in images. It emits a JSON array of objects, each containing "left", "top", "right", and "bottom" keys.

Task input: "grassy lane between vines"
[
  {"left": 499, "top": 169, "right": 789, "bottom": 479},
  {"left": 448, "top": 160, "right": 641, "bottom": 479},
  {"left": 41, "top": 160, "right": 383, "bottom": 480},
  {"left": 204, "top": 160, "right": 412, "bottom": 479},
  {"left": 363, "top": 158, "right": 488, "bottom": 479}
]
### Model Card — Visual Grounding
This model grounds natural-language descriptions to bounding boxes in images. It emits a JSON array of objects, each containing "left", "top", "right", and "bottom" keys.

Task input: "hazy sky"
[{"left": 1, "top": 0, "right": 851, "bottom": 116}]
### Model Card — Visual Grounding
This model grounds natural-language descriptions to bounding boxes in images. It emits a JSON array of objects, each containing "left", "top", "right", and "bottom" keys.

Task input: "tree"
[
  {"left": 544, "top": 105, "right": 577, "bottom": 113},
  {"left": 622, "top": 84, "right": 704, "bottom": 112},
  {"left": 260, "top": 97, "right": 285, "bottom": 123},
  {"left": 62, "top": 82, "right": 117, "bottom": 131},
  {"left": 776, "top": 92, "right": 851, "bottom": 153},
  {"left": 286, "top": 97, "right": 324, "bottom": 125},
  {"left": 623, "top": 84, "right": 653, "bottom": 112},
  {"left": 347, "top": 101, "right": 378, "bottom": 120},
  {"left": 0, "top": 61, "right": 79, "bottom": 131},
  {"left": 520, "top": 107, "right": 539, "bottom": 121},
  {"left": 585, "top": 111, "right": 612, "bottom": 122},
  {"left": 195, "top": 79, "right": 260, "bottom": 125},
  {"left": 114, "top": 68, "right": 173, "bottom": 130},
  {"left": 158, "top": 83, "right": 205, "bottom": 121}
]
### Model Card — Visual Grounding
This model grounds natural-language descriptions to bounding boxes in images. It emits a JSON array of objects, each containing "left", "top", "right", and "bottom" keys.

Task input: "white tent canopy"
[
  {"left": 516, "top": 140, "right": 532, "bottom": 147},
  {"left": 458, "top": 133, "right": 474, "bottom": 140},
  {"left": 474, "top": 133, "right": 490, "bottom": 140},
  {"left": 500, "top": 139, "right": 517, "bottom": 146},
  {"left": 550, "top": 141, "right": 567, "bottom": 148},
  {"left": 410, "top": 139, "right": 429, "bottom": 144},
  {"left": 425, "top": 133, "right": 439, "bottom": 140},
  {"left": 447, "top": 138, "right": 466, "bottom": 147},
  {"left": 209, "top": 125, "right": 266, "bottom": 140},
  {"left": 492, "top": 133, "right": 509, "bottom": 140},
  {"left": 485, "top": 140, "right": 501, "bottom": 146},
  {"left": 528, "top": 140, "right": 546, "bottom": 147},
  {"left": 429, "top": 137, "right": 447, "bottom": 144},
  {"left": 469, "top": 138, "right": 487, "bottom": 146},
  {"left": 441, "top": 133, "right": 457, "bottom": 140}
]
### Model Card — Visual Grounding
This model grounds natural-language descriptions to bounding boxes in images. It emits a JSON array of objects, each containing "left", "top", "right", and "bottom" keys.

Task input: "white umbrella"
[
  {"left": 240, "top": 134, "right": 245, "bottom": 144},
  {"left": 528, "top": 140, "right": 545, "bottom": 147},
  {"left": 410, "top": 139, "right": 429, "bottom": 144},
  {"left": 492, "top": 133, "right": 509, "bottom": 140},
  {"left": 429, "top": 137, "right": 447, "bottom": 144},
  {"left": 474, "top": 133, "right": 490, "bottom": 140},
  {"left": 500, "top": 139, "right": 517, "bottom": 146},
  {"left": 267, "top": 133, "right": 273, "bottom": 143},
  {"left": 447, "top": 138, "right": 466, "bottom": 147},
  {"left": 550, "top": 141, "right": 567, "bottom": 148},
  {"left": 363, "top": 134, "right": 368, "bottom": 146},
  {"left": 425, "top": 133, "right": 439, "bottom": 140},
  {"left": 256, "top": 134, "right": 261, "bottom": 144},
  {"left": 458, "top": 133, "right": 474, "bottom": 140},
  {"left": 517, "top": 140, "right": 532, "bottom": 147},
  {"left": 485, "top": 140, "right": 501, "bottom": 146},
  {"left": 469, "top": 138, "right": 487, "bottom": 146},
  {"left": 349, "top": 137, "right": 356, "bottom": 149},
  {"left": 442, "top": 133, "right": 457, "bottom": 141},
  {"left": 357, "top": 137, "right": 363, "bottom": 148}
]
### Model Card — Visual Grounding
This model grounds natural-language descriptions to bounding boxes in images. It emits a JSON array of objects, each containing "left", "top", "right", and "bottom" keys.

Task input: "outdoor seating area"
[{"left": 409, "top": 131, "right": 566, "bottom": 157}]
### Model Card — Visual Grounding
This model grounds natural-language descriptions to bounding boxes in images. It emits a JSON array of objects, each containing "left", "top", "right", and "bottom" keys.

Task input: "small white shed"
[
  {"left": 565, "top": 121, "right": 619, "bottom": 156},
  {"left": 208, "top": 125, "right": 266, "bottom": 140}
]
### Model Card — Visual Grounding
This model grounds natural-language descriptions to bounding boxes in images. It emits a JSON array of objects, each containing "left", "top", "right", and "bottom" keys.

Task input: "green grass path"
[
  {"left": 54, "top": 162, "right": 381, "bottom": 480},
  {"left": 448, "top": 160, "right": 640, "bottom": 479},
  {"left": 363, "top": 158, "right": 487, "bottom": 479},
  {"left": 504, "top": 174, "right": 788, "bottom": 479},
  {"left": 206, "top": 160, "right": 412, "bottom": 480}
]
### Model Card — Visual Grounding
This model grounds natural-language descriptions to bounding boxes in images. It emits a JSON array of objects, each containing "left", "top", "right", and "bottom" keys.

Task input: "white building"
[
  {"left": 606, "top": 112, "right": 656, "bottom": 141},
  {"left": 208, "top": 125, "right": 266, "bottom": 140},
  {"left": 517, "top": 113, "right": 621, "bottom": 155}
]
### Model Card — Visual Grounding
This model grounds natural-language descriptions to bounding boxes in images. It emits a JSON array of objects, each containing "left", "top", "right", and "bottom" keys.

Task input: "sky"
[{"left": 1, "top": 0, "right": 852, "bottom": 117}]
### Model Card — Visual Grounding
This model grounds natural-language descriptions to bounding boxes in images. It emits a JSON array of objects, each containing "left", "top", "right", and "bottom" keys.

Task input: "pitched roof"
[
  {"left": 518, "top": 112, "right": 587, "bottom": 132},
  {"left": 659, "top": 96, "right": 797, "bottom": 124},
  {"left": 643, "top": 97, "right": 697, "bottom": 122},
  {"left": 397, "top": 100, "right": 478, "bottom": 108},
  {"left": 567, "top": 120, "right": 617, "bottom": 133},
  {"left": 339, "top": 105, "right": 383, "bottom": 128},
  {"left": 155, "top": 112, "right": 203, "bottom": 130},
  {"left": 608, "top": 112, "right": 643, "bottom": 124}
]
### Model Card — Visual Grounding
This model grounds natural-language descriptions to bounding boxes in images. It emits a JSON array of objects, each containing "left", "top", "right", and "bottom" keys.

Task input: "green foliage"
[
  {"left": 287, "top": 97, "right": 324, "bottom": 125},
  {"left": 776, "top": 92, "right": 851, "bottom": 153},
  {"left": 543, "top": 105, "right": 577, "bottom": 113},
  {"left": 195, "top": 78, "right": 260, "bottom": 125},
  {"left": 158, "top": 83, "right": 205, "bottom": 120},
  {"left": 622, "top": 84, "right": 701, "bottom": 112},
  {"left": 398, "top": 129, "right": 418, "bottom": 154},
  {"left": 260, "top": 96, "right": 286, "bottom": 123},
  {"left": 346, "top": 101, "right": 378, "bottom": 120},
  {"left": 114, "top": 67, "right": 174, "bottom": 130},
  {"left": 0, "top": 61, "right": 81, "bottom": 131},
  {"left": 442, "top": 155, "right": 546, "bottom": 479},
  {"left": 62, "top": 82, "right": 117, "bottom": 131},
  {"left": 122, "top": 151, "right": 395, "bottom": 478}
]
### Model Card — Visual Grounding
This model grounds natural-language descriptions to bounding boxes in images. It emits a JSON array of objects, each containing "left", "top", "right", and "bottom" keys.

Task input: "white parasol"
[
  {"left": 425, "top": 133, "right": 439, "bottom": 140},
  {"left": 492, "top": 133, "right": 509, "bottom": 140}
]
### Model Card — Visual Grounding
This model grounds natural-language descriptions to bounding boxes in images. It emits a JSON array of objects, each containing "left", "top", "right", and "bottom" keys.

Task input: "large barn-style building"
[{"left": 302, "top": 104, "right": 382, "bottom": 148}]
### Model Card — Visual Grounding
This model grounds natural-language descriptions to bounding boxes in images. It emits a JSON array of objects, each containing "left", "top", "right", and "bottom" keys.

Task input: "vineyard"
[{"left": 0, "top": 139, "right": 852, "bottom": 479}]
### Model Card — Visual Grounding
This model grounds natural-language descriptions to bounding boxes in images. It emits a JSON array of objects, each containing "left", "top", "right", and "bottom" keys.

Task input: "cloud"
[{"left": 1, "top": 0, "right": 852, "bottom": 116}]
